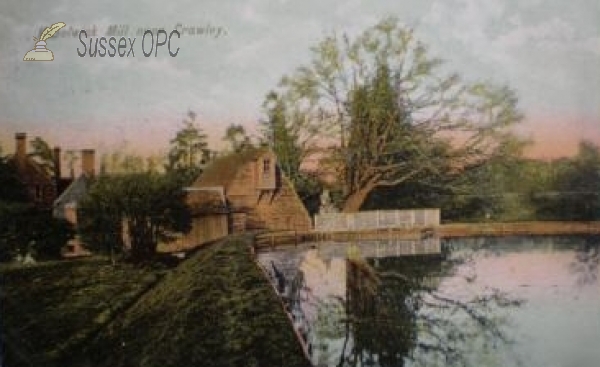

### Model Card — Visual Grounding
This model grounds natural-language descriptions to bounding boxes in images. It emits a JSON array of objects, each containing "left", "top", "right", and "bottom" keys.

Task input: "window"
[{"left": 263, "top": 159, "right": 271, "bottom": 175}]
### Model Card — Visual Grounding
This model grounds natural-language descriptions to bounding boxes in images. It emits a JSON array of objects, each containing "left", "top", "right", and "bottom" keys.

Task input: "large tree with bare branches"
[{"left": 269, "top": 17, "right": 525, "bottom": 212}]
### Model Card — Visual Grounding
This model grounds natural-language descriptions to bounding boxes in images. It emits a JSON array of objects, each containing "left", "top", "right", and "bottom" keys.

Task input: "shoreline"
[{"left": 254, "top": 221, "right": 600, "bottom": 249}]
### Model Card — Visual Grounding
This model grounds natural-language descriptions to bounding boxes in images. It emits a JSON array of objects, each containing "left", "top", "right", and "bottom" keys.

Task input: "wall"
[
  {"left": 254, "top": 175, "right": 312, "bottom": 231},
  {"left": 314, "top": 209, "right": 441, "bottom": 232},
  {"left": 157, "top": 214, "right": 229, "bottom": 252},
  {"left": 225, "top": 159, "right": 311, "bottom": 231}
]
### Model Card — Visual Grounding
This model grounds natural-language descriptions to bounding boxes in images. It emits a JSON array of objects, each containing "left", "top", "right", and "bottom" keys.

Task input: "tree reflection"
[
  {"left": 570, "top": 235, "right": 599, "bottom": 286},
  {"left": 334, "top": 245, "right": 524, "bottom": 367}
]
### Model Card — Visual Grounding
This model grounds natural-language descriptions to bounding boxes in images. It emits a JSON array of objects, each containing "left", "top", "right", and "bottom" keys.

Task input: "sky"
[{"left": 0, "top": 0, "right": 598, "bottom": 160}]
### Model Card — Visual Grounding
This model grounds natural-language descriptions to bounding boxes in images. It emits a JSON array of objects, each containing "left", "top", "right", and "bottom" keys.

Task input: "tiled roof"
[{"left": 191, "top": 146, "right": 271, "bottom": 188}]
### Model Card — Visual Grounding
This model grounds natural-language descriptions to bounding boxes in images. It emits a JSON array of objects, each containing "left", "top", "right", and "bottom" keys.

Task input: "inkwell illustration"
[{"left": 23, "top": 22, "right": 65, "bottom": 61}]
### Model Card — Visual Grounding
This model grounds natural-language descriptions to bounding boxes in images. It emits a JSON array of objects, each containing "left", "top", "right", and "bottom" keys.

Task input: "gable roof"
[
  {"left": 53, "top": 174, "right": 92, "bottom": 207},
  {"left": 186, "top": 146, "right": 274, "bottom": 213},
  {"left": 185, "top": 189, "right": 229, "bottom": 214},
  {"left": 191, "top": 146, "right": 272, "bottom": 189}
]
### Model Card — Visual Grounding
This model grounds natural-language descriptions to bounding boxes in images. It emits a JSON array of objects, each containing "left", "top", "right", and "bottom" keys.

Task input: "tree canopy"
[
  {"left": 166, "top": 110, "right": 211, "bottom": 177},
  {"left": 223, "top": 123, "right": 251, "bottom": 152},
  {"left": 79, "top": 172, "right": 192, "bottom": 262},
  {"left": 0, "top": 153, "right": 73, "bottom": 261},
  {"left": 267, "top": 17, "right": 525, "bottom": 212}
]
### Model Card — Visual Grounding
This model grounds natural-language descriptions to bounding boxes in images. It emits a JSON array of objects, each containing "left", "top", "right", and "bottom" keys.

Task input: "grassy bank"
[
  {"left": 0, "top": 257, "right": 161, "bottom": 367},
  {"left": 1, "top": 236, "right": 310, "bottom": 367}
]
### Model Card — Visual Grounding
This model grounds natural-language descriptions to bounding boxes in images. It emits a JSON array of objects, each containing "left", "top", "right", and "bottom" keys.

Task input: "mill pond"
[{"left": 258, "top": 235, "right": 600, "bottom": 367}]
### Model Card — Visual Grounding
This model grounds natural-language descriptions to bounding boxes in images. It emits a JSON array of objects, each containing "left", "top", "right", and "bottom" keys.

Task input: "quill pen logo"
[{"left": 23, "top": 22, "right": 66, "bottom": 61}]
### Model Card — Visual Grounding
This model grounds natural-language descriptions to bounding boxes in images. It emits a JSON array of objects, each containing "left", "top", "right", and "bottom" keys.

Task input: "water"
[{"left": 257, "top": 236, "right": 600, "bottom": 367}]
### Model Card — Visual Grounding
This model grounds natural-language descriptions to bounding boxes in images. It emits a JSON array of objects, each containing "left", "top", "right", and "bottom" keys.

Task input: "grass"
[
  {"left": 1, "top": 236, "right": 310, "bottom": 367},
  {"left": 0, "top": 257, "right": 161, "bottom": 367}
]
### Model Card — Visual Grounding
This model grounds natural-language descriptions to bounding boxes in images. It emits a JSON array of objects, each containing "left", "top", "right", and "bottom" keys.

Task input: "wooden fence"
[{"left": 314, "top": 209, "right": 440, "bottom": 232}]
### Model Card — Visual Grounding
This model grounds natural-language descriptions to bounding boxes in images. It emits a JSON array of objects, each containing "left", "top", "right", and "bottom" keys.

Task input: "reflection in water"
[
  {"left": 570, "top": 236, "right": 600, "bottom": 286},
  {"left": 258, "top": 236, "right": 600, "bottom": 367}
]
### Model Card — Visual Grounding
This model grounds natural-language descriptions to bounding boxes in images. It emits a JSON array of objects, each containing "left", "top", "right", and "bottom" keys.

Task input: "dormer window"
[{"left": 263, "top": 159, "right": 271, "bottom": 175}]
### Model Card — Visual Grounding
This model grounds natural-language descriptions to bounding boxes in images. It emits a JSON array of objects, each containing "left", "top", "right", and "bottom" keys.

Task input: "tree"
[
  {"left": 223, "top": 123, "right": 251, "bottom": 152},
  {"left": 99, "top": 150, "right": 164, "bottom": 175},
  {"left": 261, "top": 91, "right": 303, "bottom": 182},
  {"left": 532, "top": 141, "right": 600, "bottom": 220},
  {"left": 79, "top": 172, "right": 191, "bottom": 262},
  {"left": 0, "top": 155, "right": 30, "bottom": 261},
  {"left": 167, "top": 111, "right": 211, "bottom": 177},
  {"left": 0, "top": 153, "right": 74, "bottom": 261},
  {"left": 28, "top": 137, "right": 56, "bottom": 174},
  {"left": 260, "top": 91, "right": 324, "bottom": 215},
  {"left": 271, "top": 18, "right": 525, "bottom": 212}
]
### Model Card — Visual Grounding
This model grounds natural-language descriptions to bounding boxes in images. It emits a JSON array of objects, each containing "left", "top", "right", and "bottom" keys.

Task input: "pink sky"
[
  {"left": 2, "top": 115, "right": 598, "bottom": 165},
  {"left": 518, "top": 115, "right": 600, "bottom": 159}
]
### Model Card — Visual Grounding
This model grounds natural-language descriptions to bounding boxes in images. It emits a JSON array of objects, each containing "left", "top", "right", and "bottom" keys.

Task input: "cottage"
[
  {"left": 190, "top": 147, "right": 311, "bottom": 232},
  {"left": 8, "top": 133, "right": 64, "bottom": 209},
  {"left": 165, "top": 147, "right": 311, "bottom": 251}
]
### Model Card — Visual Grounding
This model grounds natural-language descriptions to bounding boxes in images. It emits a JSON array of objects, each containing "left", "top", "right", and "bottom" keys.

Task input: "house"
[
  {"left": 190, "top": 146, "right": 311, "bottom": 231},
  {"left": 162, "top": 147, "right": 311, "bottom": 252},
  {"left": 8, "top": 133, "right": 63, "bottom": 209},
  {"left": 52, "top": 149, "right": 96, "bottom": 225}
]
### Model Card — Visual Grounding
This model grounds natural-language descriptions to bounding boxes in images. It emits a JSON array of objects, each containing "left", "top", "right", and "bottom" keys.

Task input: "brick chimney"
[
  {"left": 15, "top": 132, "right": 26, "bottom": 161},
  {"left": 53, "top": 146, "right": 61, "bottom": 180},
  {"left": 81, "top": 149, "right": 95, "bottom": 177}
]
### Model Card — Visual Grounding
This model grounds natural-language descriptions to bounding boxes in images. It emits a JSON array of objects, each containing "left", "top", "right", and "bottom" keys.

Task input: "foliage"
[
  {"left": 260, "top": 91, "right": 312, "bottom": 183},
  {"left": 99, "top": 150, "right": 163, "bottom": 175},
  {"left": 260, "top": 91, "right": 325, "bottom": 214},
  {"left": 0, "top": 157, "right": 73, "bottom": 261},
  {"left": 0, "top": 157, "right": 29, "bottom": 203},
  {"left": 0, "top": 259, "right": 161, "bottom": 367},
  {"left": 79, "top": 172, "right": 192, "bottom": 262},
  {"left": 28, "top": 136, "right": 57, "bottom": 176},
  {"left": 269, "top": 17, "right": 525, "bottom": 212},
  {"left": 532, "top": 141, "right": 600, "bottom": 220},
  {"left": 0, "top": 205, "right": 75, "bottom": 261},
  {"left": 166, "top": 110, "right": 211, "bottom": 179},
  {"left": 223, "top": 123, "right": 251, "bottom": 152},
  {"left": 69, "top": 236, "right": 311, "bottom": 367},
  {"left": 294, "top": 172, "right": 322, "bottom": 216}
]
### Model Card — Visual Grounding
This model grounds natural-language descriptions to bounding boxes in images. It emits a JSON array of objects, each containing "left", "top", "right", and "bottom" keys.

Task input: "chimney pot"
[
  {"left": 81, "top": 149, "right": 95, "bottom": 177},
  {"left": 15, "top": 132, "right": 26, "bottom": 160},
  {"left": 53, "top": 146, "right": 61, "bottom": 180}
]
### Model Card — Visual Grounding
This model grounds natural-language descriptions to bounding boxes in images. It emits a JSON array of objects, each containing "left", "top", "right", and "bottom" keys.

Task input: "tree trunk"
[{"left": 342, "top": 186, "right": 373, "bottom": 213}]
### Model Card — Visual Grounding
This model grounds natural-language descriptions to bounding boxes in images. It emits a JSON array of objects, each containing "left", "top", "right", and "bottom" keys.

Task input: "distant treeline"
[{"left": 361, "top": 141, "right": 600, "bottom": 223}]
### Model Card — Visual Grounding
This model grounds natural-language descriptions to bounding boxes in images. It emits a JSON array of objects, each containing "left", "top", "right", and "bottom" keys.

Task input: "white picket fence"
[{"left": 314, "top": 209, "right": 440, "bottom": 232}]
